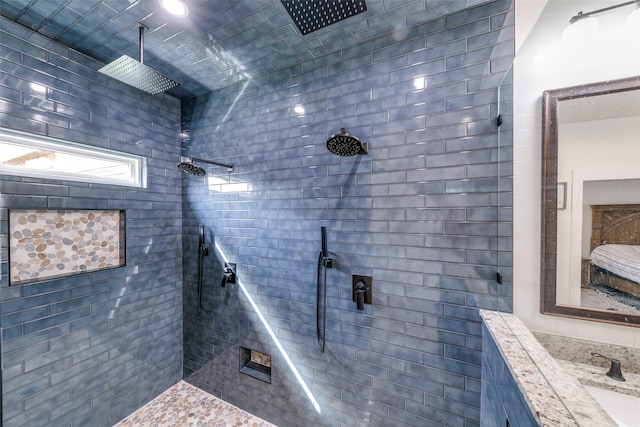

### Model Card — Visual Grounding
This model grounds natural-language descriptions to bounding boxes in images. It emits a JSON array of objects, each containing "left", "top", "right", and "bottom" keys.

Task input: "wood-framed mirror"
[{"left": 540, "top": 75, "right": 640, "bottom": 326}]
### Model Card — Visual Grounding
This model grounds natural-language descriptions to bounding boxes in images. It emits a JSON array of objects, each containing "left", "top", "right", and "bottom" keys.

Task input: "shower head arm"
[
  {"left": 187, "top": 156, "right": 234, "bottom": 172},
  {"left": 136, "top": 23, "right": 148, "bottom": 64}
]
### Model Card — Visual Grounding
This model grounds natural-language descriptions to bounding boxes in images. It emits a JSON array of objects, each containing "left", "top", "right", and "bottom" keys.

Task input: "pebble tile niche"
[
  {"left": 9, "top": 209, "right": 125, "bottom": 285},
  {"left": 239, "top": 347, "right": 272, "bottom": 383}
]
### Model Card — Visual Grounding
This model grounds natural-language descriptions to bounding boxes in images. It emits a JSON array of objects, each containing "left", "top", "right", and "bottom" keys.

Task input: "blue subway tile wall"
[
  {"left": 0, "top": 17, "right": 183, "bottom": 426},
  {"left": 481, "top": 324, "right": 537, "bottom": 426},
  {"left": 182, "top": 1, "right": 514, "bottom": 426}
]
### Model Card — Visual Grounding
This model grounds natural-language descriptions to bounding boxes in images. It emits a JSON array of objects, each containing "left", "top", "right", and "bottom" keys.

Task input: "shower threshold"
[{"left": 114, "top": 380, "right": 276, "bottom": 426}]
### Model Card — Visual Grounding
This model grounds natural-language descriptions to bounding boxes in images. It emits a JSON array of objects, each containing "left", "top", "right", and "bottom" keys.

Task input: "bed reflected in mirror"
[
  {"left": 541, "top": 75, "right": 640, "bottom": 326},
  {"left": 578, "top": 202, "right": 640, "bottom": 313}
]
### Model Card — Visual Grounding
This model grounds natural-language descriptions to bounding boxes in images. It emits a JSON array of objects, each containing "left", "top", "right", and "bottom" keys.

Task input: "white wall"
[
  {"left": 515, "top": 0, "right": 546, "bottom": 52},
  {"left": 556, "top": 117, "right": 640, "bottom": 305},
  {"left": 513, "top": 0, "right": 640, "bottom": 347}
]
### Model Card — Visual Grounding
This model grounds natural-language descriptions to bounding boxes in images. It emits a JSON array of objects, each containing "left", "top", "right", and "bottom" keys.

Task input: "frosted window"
[{"left": 0, "top": 128, "right": 146, "bottom": 187}]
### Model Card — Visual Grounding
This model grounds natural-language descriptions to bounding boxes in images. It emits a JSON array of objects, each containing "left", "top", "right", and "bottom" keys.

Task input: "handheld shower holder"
[
  {"left": 322, "top": 257, "right": 334, "bottom": 268},
  {"left": 199, "top": 244, "right": 209, "bottom": 256}
]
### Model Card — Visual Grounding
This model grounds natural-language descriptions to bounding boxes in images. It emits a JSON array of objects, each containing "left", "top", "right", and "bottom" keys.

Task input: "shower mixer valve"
[
  {"left": 352, "top": 275, "right": 372, "bottom": 310},
  {"left": 354, "top": 280, "right": 366, "bottom": 310},
  {"left": 221, "top": 262, "right": 236, "bottom": 287}
]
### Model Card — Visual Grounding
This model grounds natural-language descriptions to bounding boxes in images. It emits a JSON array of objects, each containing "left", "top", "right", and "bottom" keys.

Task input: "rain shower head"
[
  {"left": 177, "top": 156, "right": 234, "bottom": 176},
  {"left": 280, "top": 0, "right": 368, "bottom": 35},
  {"left": 177, "top": 159, "right": 206, "bottom": 176},
  {"left": 327, "top": 128, "right": 368, "bottom": 156},
  {"left": 98, "top": 23, "right": 180, "bottom": 95}
]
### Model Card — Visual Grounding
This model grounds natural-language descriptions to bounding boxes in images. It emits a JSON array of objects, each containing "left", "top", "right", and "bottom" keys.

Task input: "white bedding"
[{"left": 590, "top": 244, "right": 640, "bottom": 284}]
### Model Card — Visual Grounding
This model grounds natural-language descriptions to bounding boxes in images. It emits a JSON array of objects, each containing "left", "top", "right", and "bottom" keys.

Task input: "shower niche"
[
  {"left": 8, "top": 208, "right": 125, "bottom": 285},
  {"left": 239, "top": 347, "right": 272, "bottom": 383}
]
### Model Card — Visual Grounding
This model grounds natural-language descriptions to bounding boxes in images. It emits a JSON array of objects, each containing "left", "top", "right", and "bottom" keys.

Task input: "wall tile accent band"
[{"left": 9, "top": 209, "right": 125, "bottom": 285}]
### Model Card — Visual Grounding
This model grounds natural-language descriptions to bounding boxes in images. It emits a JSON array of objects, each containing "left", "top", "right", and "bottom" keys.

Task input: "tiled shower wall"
[
  {"left": 481, "top": 323, "right": 537, "bottom": 426},
  {"left": 182, "top": 1, "right": 514, "bottom": 426},
  {"left": 0, "top": 17, "right": 183, "bottom": 426}
]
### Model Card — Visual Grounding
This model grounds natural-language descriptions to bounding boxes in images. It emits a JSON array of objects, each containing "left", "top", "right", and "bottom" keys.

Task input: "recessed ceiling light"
[{"left": 161, "top": 0, "right": 188, "bottom": 17}]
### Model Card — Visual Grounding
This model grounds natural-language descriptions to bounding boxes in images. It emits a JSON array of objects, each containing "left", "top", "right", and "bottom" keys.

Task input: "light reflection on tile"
[{"left": 114, "top": 381, "right": 277, "bottom": 427}]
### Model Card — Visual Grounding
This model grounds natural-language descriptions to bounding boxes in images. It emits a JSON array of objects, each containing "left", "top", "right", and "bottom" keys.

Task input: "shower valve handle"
[
  {"left": 221, "top": 263, "right": 236, "bottom": 287},
  {"left": 354, "top": 280, "right": 367, "bottom": 310}
]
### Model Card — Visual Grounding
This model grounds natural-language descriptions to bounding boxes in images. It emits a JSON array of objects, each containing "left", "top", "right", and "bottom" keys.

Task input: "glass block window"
[{"left": 0, "top": 127, "right": 146, "bottom": 187}]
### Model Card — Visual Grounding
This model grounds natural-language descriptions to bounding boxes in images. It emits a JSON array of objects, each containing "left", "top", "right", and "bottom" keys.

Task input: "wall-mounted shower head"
[
  {"left": 327, "top": 128, "right": 368, "bottom": 156},
  {"left": 177, "top": 158, "right": 206, "bottom": 176},
  {"left": 177, "top": 156, "right": 234, "bottom": 176}
]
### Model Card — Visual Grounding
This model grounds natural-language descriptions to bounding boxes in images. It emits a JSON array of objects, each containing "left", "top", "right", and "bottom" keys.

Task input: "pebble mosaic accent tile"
[
  {"left": 9, "top": 209, "right": 124, "bottom": 285},
  {"left": 114, "top": 381, "right": 277, "bottom": 427},
  {"left": 251, "top": 350, "right": 271, "bottom": 368}
]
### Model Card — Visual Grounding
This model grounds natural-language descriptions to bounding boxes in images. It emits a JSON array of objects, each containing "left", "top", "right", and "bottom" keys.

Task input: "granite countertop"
[
  {"left": 480, "top": 310, "right": 616, "bottom": 427},
  {"left": 557, "top": 359, "right": 640, "bottom": 398},
  {"left": 533, "top": 331, "right": 640, "bottom": 376}
]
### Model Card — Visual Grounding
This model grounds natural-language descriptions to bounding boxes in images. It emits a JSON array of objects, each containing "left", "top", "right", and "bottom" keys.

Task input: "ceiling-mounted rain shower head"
[
  {"left": 280, "top": 0, "right": 367, "bottom": 35},
  {"left": 327, "top": 128, "right": 368, "bottom": 156},
  {"left": 177, "top": 156, "right": 234, "bottom": 176},
  {"left": 98, "top": 23, "right": 180, "bottom": 95}
]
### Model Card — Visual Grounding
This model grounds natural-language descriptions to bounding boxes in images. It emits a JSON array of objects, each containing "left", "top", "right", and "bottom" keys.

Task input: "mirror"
[{"left": 541, "top": 75, "right": 640, "bottom": 327}]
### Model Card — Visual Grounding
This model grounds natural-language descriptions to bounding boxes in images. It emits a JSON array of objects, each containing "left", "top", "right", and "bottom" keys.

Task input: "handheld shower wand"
[
  {"left": 197, "top": 224, "right": 209, "bottom": 318},
  {"left": 317, "top": 226, "right": 333, "bottom": 352},
  {"left": 321, "top": 226, "right": 327, "bottom": 257}
]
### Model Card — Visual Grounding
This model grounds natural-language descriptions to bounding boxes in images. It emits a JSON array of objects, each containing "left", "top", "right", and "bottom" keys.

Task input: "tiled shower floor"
[{"left": 114, "top": 380, "right": 276, "bottom": 427}]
